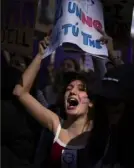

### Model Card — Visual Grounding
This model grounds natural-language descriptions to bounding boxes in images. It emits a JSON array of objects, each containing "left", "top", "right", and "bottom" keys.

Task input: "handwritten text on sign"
[{"left": 44, "top": 0, "right": 108, "bottom": 58}]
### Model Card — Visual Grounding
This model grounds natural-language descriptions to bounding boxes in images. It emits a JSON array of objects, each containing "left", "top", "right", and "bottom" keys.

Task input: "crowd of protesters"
[{"left": 1, "top": 26, "right": 134, "bottom": 168}]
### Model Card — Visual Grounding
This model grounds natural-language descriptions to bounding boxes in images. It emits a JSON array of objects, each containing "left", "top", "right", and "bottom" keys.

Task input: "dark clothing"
[
  {"left": 1, "top": 65, "right": 22, "bottom": 100},
  {"left": 100, "top": 64, "right": 134, "bottom": 100},
  {"left": 34, "top": 128, "right": 133, "bottom": 168},
  {"left": 33, "top": 128, "right": 54, "bottom": 168},
  {"left": 1, "top": 98, "right": 42, "bottom": 168}
]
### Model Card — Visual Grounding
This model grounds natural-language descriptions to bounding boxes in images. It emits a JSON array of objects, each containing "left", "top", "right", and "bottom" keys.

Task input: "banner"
[
  {"left": 1, "top": 0, "right": 36, "bottom": 57},
  {"left": 44, "top": 0, "right": 108, "bottom": 58}
]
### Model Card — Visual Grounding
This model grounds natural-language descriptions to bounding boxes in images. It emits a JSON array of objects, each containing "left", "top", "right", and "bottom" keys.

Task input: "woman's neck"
[{"left": 64, "top": 116, "right": 93, "bottom": 137}]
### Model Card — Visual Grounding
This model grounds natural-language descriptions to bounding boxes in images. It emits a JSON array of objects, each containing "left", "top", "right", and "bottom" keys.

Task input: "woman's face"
[
  {"left": 62, "top": 59, "right": 76, "bottom": 72},
  {"left": 64, "top": 80, "right": 93, "bottom": 116}
]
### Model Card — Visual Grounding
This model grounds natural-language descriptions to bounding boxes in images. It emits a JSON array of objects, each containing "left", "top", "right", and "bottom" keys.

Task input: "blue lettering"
[
  {"left": 68, "top": 2, "right": 76, "bottom": 13},
  {"left": 76, "top": 5, "right": 82, "bottom": 20},
  {"left": 62, "top": 24, "right": 72, "bottom": 35},
  {"left": 95, "top": 40, "right": 102, "bottom": 49},
  {"left": 81, "top": 31, "right": 92, "bottom": 45},
  {"left": 72, "top": 23, "right": 79, "bottom": 37},
  {"left": 89, "top": 39, "right": 96, "bottom": 48}
]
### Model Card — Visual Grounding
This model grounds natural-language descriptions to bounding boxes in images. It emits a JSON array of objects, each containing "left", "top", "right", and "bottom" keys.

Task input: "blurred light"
[{"left": 130, "top": 7, "right": 134, "bottom": 38}]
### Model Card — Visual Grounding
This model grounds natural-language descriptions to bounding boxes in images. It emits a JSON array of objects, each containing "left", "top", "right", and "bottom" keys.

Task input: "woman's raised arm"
[{"left": 13, "top": 37, "right": 59, "bottom": 133}]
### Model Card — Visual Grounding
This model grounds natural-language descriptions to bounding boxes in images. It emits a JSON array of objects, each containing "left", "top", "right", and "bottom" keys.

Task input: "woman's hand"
[
  {"left": 13, "top": 34, "right": 60, "bottom": 132},
  {"left": 13, "top": 36, "right": 50, "bottom": 96},
  {"left": 38, "top": 36, "right": 50, "bottom": 57},
  {"left": 96, "top": 28, "right": 114, "bottom": 56},
  {"left": 96, "top": 28, "right": 124, "bottom": 66}
]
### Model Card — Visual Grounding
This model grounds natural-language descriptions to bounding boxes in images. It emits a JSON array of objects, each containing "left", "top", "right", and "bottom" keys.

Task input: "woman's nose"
[{"left": 70, "top": 87, "right": 78, "bottom": 95}]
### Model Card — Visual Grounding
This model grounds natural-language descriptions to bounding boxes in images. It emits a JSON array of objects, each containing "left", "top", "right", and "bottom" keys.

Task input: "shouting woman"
[{"left": 13, "top": 39, "right": 99, "bottom": 167}]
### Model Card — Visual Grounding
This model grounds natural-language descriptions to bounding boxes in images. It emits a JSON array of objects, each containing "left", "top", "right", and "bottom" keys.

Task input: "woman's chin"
[{"left": 66, "top": 108, "right": 78, "bottom": 115}]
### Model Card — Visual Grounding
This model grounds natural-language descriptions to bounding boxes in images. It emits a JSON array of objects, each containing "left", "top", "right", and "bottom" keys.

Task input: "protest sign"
[
  {"left": 44, "top": 0, "right": 108, "bottom": 58},
  {"left": 1, "top": 0, "right": 36, "bottom": 57}
]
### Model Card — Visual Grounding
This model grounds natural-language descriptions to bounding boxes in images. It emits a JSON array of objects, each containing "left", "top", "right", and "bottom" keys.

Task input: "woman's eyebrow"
[
  {"left": 78, "top": 83, "right": 84, "bottom": 87},
  {"left": 67, "top": 84, "right": 73, "bottom": 87},
  {"left": 78, "top": 83, "right": 87, "bottom": 90}
]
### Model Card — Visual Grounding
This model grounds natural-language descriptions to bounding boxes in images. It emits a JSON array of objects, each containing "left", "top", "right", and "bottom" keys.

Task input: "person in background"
[
  {"left": 105, "top": 60, "right": 116, "bottom": 70},
  {"left": 93, "top": 28, "right": 124, "bottom": 78},
  {"left": 1, "top": 50, "right": 23, "bottom": 100},
  {"left": 1, "top": 50, "right": 41, "bottom": 168},
  {"left": 38, "top": 0, "right": 55, "bottom": 25},
  {"left": 89, "top": 64, "right": 134, "bottom": 168},
  {"left": 60, "top": 57, "right": 80, "bottom": 73},
  {"left": 97, "top": 29, "right": 124, "bottom": 66},
  {"left": 53, "top": 57, "right": 80, "bottom": 89},
  {"left": 13, "top": 38, "right": 100, "bottom": 168}
]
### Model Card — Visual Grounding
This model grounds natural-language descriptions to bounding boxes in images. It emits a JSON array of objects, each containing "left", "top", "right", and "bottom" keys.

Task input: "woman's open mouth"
[{"left": 67, "top": 97, "right": 79, "bottom": 109}]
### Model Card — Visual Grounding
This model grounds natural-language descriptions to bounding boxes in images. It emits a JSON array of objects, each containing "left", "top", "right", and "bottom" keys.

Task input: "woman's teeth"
[{"left": 68, "top": 98, "right": 79, "bottom": 106}]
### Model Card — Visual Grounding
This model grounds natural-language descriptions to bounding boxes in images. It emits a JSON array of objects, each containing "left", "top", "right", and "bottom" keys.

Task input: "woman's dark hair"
[
  {"left": 86, "top": 97, "right": 109, "bottom": 166},
  {"left": 52, "top": 58, "right": 80, "bottom": 92},
  {"left": 56, "top": 71, "right": 98, "bottom": 119},
  {"left": 60, "top": 71, "right": 98, "bottom": 97}
]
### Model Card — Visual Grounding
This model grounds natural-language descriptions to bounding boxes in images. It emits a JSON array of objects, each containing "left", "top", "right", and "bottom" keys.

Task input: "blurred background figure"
[
  {"left": 1, "top": 50, "right": 42, "bottom": 168},
  {"left": 93, "top": 29, "right": 124, "bottom": 79},
  {"left": 105, "top": 60, "right": 116, "bottom": 70},
  {"left": 38, "top": 0, "right": 55, "bottom": 25},
  {"left": 92, "top": 64, "right": 134, "bottom": 167}
]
